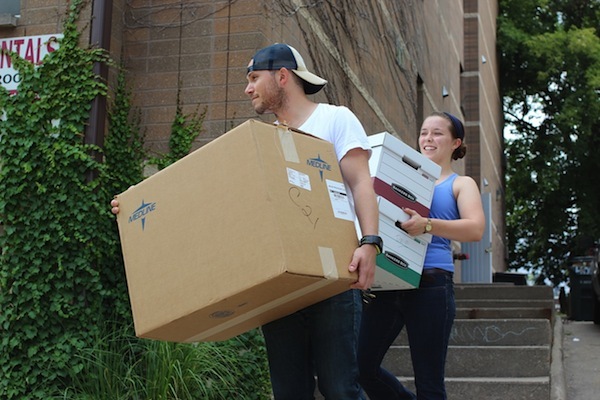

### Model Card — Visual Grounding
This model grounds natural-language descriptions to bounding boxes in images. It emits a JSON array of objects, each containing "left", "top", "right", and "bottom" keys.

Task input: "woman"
[{"left": 358, "top": 112, "right": 485, "bottom": 399}]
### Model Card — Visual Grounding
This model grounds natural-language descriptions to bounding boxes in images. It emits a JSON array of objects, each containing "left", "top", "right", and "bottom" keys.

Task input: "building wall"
[
  {"left": 1, "top": 0, "right": 507, "bottom": 273},
  {"left": 464, "top": 0, "right": 506, "bottom": 272},
  {"left": 1, "top": 0, "right": 90, "bottom": 43}
]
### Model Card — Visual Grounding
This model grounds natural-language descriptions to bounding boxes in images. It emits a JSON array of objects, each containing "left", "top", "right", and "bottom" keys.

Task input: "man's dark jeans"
[{"left": 262, "top": 289, "right": 365, "bottom": 400}]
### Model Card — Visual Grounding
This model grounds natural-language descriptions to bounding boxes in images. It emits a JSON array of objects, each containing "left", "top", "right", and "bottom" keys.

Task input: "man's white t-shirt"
[
  {"left": 295, "top": 103, "right": 372, "bottom": 218},
  {"left": 299, "top": 103, "right": 371, "bottom": 163}
]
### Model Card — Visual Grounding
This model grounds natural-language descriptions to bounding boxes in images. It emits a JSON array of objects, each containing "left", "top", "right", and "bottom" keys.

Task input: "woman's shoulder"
[
  {"left": 452, "top": 174, "right": 481, "bottom": 197},
  {"left": 454, "top": 174, "right": 477, "bottom": 185}
]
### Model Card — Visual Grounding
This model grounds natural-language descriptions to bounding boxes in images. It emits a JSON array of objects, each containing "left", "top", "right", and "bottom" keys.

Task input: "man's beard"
[{"left": 254, "top": 77, "right": 287, "bottom": 115}]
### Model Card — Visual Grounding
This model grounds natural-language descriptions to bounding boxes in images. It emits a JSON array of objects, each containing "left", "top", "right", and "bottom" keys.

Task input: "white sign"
[{"left": 0, "top": 34, "right": 63, "bottom": 94}]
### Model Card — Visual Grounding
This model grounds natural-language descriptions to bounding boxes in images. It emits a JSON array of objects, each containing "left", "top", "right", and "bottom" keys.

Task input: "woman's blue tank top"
[{"left": 423, "top": 173, "right": 459, "bottom": 272}]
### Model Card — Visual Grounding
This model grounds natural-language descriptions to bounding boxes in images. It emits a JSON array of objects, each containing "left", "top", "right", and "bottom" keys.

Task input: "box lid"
[{"left": 368, "top": 132, "right": 441, "bottom": 180}]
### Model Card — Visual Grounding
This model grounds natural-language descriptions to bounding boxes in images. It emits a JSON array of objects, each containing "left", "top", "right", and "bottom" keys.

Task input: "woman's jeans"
[
  {"left": 262, "top": 289, "right": 365, "bottom": 400},
  {"left": 358, "top": 270, "right": 455, "bottom": 400}
]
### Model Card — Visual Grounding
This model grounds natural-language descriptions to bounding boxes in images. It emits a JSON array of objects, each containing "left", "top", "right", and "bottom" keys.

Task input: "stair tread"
[
  {"left": 396, "top": 376, "right": 550, "bottom": 382},
  {"left": 456, "top": 306, "right": 554, "bottom": 310},
  {"left": 453, "top": 317, "right": 551, "bottom": 320},
  {"left": 390, "top": 344, "right": 550, "bottom": 349}
]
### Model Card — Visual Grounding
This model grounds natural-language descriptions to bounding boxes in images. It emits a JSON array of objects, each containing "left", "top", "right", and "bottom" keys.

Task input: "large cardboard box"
[
  {"left": 116, "top": 120, "right": 359, "bottom": 342},
  {"left": 368, "top": 132, "right": 441, "bottom": 217}
]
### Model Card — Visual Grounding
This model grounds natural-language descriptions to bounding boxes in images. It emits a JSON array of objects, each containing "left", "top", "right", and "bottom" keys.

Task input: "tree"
[{"left": 498, "top": 0, "right": 600, "bottom": 285}]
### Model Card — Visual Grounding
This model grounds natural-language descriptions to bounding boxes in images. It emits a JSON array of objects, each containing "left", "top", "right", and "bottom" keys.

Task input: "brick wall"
[
  {"left": 2, "top": 0, "right": 90, "bottom": 44},
  {"left": 2, "top": 0, "right": 506, "bottom": 271}
]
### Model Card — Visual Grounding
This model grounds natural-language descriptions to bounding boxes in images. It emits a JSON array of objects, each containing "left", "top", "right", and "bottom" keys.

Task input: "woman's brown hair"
[{"left": 431, "top": 111, "right": 467, "bottom": 160}]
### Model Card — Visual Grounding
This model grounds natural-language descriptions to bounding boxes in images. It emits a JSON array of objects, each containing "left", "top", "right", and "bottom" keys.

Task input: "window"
[
  {"left": 0, "top": 0, "right": 19, "bottom": 28},
  {"left": 0, "top": 0, "right": 20, "bottom": 16}
]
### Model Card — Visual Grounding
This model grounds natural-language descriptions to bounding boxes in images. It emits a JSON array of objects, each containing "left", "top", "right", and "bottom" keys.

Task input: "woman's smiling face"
[{"left": 419, "top": 115, "right": 461, "bottom": 163}]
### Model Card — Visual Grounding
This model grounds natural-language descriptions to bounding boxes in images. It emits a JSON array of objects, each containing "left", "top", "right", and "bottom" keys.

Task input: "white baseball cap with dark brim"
[{"left": 247, "top": 43, "right": 328, "bottom": 95}]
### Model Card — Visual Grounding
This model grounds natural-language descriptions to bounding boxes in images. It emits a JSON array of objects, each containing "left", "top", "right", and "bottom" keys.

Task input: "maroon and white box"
[{"left": 368, "top": 132, "right": 441, "bottom": 217}]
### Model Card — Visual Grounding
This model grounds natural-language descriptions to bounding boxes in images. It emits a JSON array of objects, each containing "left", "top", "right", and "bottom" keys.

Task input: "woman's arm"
[{"left": 401, "top": 175, "right": 485, "bottom": 242}]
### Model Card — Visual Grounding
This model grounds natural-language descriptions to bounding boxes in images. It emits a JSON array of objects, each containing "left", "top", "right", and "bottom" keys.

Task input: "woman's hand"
[{"left": 399, "top": 207, "right": 428, "bottom": 236}]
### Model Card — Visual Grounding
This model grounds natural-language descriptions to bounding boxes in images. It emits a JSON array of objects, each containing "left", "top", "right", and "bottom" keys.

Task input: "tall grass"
[{"left": 60, "top": 321, "right": 271, "bottom": 399}]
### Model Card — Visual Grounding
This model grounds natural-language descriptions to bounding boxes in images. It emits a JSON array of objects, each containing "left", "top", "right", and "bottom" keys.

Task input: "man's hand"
[
  {"left": 111, "top": 198, "right": 120, "bottom": 215},
  {"left": 348, "top": 244, "right": 377, "bottom": 289}
]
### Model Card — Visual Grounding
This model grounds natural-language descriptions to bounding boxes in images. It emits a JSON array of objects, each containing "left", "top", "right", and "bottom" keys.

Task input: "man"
[
  {"left": 112, "top": 43, "right": 380, "bottom": 399},
  {"left": 245, "top": 43, "right": 380, "bottom": 399}
]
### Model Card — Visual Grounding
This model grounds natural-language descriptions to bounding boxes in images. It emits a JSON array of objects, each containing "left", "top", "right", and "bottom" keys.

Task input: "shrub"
[{"left": 64, "top": 322, "right": 271, "bottom": 400}]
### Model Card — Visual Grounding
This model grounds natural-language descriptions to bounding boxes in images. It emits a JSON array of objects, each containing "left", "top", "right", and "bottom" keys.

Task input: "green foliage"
[
  {"left": 104, "top": 64, "right": 146, "bottom": 197},
  {"left": 64, "top": 322, "right": 271, "bottom": 400},
  {"left": 499, "top": 0, "right": 600, "bottom": 284},
  {"left": 0, "top": 0, "right": 118, "bottom": 397},
  {"left": 150, "top": 89, "right": 206, "bottom": 171},
  {"left": 0, "top": 2, "right": 270, "bottom": 399}
]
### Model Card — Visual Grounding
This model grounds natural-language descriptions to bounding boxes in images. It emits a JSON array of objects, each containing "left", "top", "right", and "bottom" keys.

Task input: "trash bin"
[{"left": 568, "top": 257, "right": 595, "bottom": 321}]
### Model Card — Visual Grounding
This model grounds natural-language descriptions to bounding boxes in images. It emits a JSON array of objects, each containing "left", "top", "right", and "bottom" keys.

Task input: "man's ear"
[{"left": 277, "top": 67, "right": 292, "bottom": 86}]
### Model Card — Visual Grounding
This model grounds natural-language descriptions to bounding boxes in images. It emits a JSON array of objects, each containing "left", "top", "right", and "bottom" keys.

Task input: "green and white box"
[{"left": 372, "top": 196, "right": 429, "bottom": 291}]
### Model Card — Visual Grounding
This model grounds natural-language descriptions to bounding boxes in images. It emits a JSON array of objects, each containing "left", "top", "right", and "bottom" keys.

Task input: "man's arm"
[{"left": 339, "top": 147, "right": 379, "bottom": 290}]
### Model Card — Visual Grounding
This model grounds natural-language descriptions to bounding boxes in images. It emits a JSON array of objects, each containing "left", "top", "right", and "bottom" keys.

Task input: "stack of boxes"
[
  {"left": 116, "top": 122, "right": 442, "bottom": 342},
  {"left": 367, "top": 132, "right": 442, "bottom": 290}
]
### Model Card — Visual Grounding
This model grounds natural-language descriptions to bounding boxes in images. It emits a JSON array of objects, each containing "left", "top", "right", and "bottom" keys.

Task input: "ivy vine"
[
  {"left": 0, "top": 0, "right": 138, "bottom": 397},
  {"left": 149, "top": 89, "right": 207, "bottom": 171},
  {"left": 0, "top": 0, "right": 213, "bottom": 397}
]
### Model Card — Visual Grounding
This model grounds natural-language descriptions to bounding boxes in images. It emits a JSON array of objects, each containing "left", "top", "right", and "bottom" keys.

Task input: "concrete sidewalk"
[{"left": 552, "top": 318, "right": 600, "bottom": 400}]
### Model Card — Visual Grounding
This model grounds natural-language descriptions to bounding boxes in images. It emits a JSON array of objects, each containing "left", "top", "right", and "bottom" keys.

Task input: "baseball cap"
[{"left": 247, "top": 43, "right": 328, "bottom": 95}]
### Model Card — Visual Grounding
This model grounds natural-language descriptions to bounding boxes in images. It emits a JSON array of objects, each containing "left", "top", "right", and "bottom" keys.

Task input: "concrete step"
[
  {"left": 392, "top": 318, "right": 552, "bottom": 346},
  {"left": 318, "top": 377, "right": 550, "bottom": 400},
  {"left": 394, "top": 376, "right": 550, "bottom": 400},
  {"left": 456, "top": 306, "right": 554, "bottom": 320},
  {"left": 345, "top": 284, "right": 556, "bottom": 400},
  {"left": 382, "top": 345, "right": 550, "bottom": 377},
  {"left": 455, "top": 284, "right": 554, "bottom": 300},
  {"left": 450, "top": 318, "right": 551, "bottom": 346},
  {"left": 456, "top": 298, "right": 555, "bottom": 309}
]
